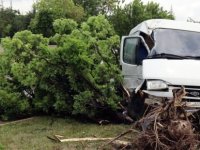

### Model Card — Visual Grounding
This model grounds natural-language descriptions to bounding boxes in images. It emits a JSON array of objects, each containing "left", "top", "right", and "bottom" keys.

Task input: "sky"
[
  {"left": 3, "top": 0, "right": 34, "bottom": 13},
  {"left": 135, "top": 0, "right": 200, "bottom": 21},
  {"left": 2, "top": 0, "right": 200, "bottom": 22}
]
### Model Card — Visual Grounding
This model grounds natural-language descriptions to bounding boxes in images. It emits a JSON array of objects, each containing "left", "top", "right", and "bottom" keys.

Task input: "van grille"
[{"left": 185, "top": 89, "right": 200, "bottom": 98}]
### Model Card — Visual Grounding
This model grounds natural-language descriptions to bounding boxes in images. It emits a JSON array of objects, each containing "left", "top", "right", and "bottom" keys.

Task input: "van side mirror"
[{"left": 120, "top": 36, "right": 149, "bottom": 65}]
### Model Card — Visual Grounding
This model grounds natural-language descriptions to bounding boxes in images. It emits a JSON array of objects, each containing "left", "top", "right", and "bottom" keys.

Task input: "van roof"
[{"left": 129, "top": 19, "right": 200, "bottom": 35}]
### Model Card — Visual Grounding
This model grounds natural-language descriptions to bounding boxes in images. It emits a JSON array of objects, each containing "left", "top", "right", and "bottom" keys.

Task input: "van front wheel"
[{"left": 127, "top": 91, "right": 146, "bottom": 120}]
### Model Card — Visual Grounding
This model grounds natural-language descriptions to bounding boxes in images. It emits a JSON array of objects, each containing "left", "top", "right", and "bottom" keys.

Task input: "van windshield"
[{"left": 150, "top": 29, "right": 200, "bottom": 58}]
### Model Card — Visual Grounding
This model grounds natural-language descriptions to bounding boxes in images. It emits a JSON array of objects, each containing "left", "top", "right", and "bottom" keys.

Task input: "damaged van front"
[{"left": 120, "top": 19, "right": 200, "bottom": 110}]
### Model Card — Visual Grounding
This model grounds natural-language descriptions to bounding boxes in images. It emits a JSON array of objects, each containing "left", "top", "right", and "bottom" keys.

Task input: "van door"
[{"left": 120, "top": 36, "right": 149, "bottom": 92}]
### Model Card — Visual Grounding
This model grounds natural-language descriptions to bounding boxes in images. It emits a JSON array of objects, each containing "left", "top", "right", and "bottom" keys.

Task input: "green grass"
[{"left": 0, "top": 116, "right": 130, "bottom": 150}]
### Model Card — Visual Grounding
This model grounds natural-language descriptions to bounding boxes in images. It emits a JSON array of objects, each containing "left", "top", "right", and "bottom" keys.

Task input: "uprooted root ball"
[
  {"left": 135, "top": 119, "right": 198, "bottom": 150},
  {"left": 106, "top": 87, "right": 200, "bottom": 150},
  {"left": 135, "top": 88, "right": 200, "bottom": 150}
]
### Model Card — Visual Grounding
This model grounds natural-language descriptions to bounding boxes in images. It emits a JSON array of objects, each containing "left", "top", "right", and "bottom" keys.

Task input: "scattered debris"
[
  {"left": 98, "top": 120, "right": 110, "bottom": 125},
  {"left": 100, "top": 128, "right": 138, "bottom": 149}
]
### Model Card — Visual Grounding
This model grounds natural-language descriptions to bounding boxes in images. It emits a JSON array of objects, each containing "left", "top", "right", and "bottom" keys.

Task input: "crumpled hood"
[{"left": 143, "top": 59, "right": 200, "bottom": 86}]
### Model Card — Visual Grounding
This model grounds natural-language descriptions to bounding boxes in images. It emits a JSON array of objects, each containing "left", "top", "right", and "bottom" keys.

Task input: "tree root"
[{"left": 104, "top": 87, "right": 200, "bottom": 150}]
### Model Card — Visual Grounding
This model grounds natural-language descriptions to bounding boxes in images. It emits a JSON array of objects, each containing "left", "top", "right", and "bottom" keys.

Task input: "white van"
[{"left": 120, "top": 19, "right": 200, "bottom": 112}]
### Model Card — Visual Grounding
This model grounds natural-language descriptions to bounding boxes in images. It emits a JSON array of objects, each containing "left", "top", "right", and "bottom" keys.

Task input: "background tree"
[
  {"left": 74, "top": 0, "right": 119, "bottom": 16},
  {"left": 36, "top": 0, "right": 85, "bottom": 21},
  {"left": 23, "top": 9, "right": 36, "bottom": 30},
  {"left": 109, "top": 0, "right": 175, "bottom": 36},
  {"left": 0, "top": 8, "right": 27, "bottom": 38},
  {"left": 30, "top": 0, "right": 85, "bottom": 37},
  {"left": 29, "top": 9, "right": 54, "bottom": 37}
]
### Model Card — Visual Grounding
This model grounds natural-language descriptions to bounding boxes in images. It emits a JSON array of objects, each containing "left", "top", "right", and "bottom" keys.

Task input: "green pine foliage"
[
  {"left": 0, "top": 15, "right": 122, "bottom": 119},
  {"left": 0, "top": 144, "right": 4, "bottom": 150}
]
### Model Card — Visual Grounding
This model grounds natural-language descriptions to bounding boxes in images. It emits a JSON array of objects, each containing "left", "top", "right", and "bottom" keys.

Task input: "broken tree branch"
[
  {"left": 48, "top": 135, "right": 114, "bottom": 143},
  {"left": 101, "top": 128, "right": 139, "bottom": 148},
  {"left": 0, "top": 117, "right": 35, "bottom": 127}
]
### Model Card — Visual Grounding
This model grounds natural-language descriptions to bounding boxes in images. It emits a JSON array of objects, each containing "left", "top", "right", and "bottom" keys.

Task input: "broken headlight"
[{"left": 147, "top": 80, "right": 168, "bottom": 90}]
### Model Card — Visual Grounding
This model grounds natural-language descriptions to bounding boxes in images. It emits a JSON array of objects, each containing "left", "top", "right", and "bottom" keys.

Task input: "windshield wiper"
[{"left": 148, "top": 53, "right": 189, "bottom": 59}]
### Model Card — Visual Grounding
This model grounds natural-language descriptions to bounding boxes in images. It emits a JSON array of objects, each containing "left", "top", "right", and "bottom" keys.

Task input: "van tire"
[{"left": 127, "top": 91, "right": 146, "bottom": 120}]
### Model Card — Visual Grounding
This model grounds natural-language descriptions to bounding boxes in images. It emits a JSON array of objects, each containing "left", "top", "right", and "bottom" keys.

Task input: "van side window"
[
  {"left": 141, "top": 32, "right": 154, "bottom": 50},
  {"left": 123, "top": 38, "right": 139, "bottom": 64},
  {"left": 136, "top": 42, "right": 148, "bottom": 65},
  {"left": 134, "top": 33, "right": 154, "bottom": 65}
]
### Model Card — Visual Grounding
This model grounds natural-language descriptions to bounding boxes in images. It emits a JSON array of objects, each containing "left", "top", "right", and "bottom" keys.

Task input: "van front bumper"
[{"left": 143, "top": 86, "right": 200, "bottom": 108}]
